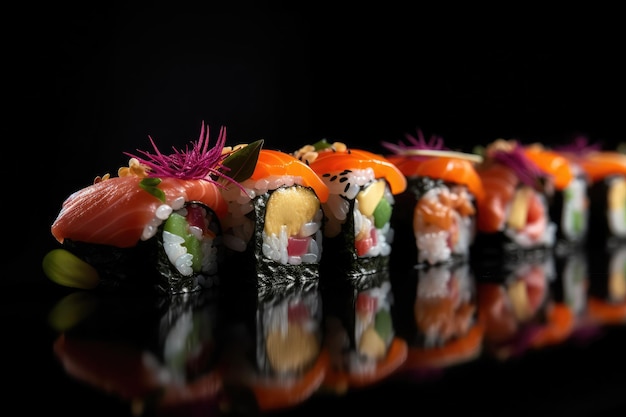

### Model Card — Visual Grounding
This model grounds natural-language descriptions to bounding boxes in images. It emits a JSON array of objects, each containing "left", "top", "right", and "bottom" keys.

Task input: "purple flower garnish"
[
  {"left": 553, "top": 135, "right": 603, "bottom": 156},
  {"left": 490, "top": 143, "right": 546, "bottom": 189},
  {"left": 381, "top": 129, "right": 448, "bottom": 159},
  {"left": 125, "top": 122, "right": 237, "bottom": 188}
]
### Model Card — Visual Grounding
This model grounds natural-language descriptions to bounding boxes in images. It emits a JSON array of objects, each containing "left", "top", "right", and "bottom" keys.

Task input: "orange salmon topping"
[
  {"left": 578, "top": 151, "right": 626, "bottom": 183},
  {"left": 309, "top": 149, "right": 407, "bottom": 195},
  {"left": 414, "top": 157, "right": 485, "bottom": 204},
  {"left": 523, "top": 146, "right": 574, "bottom": 190},
  {"left": 251, "top": 149, "right": 329, "bottom": 202},
  {"left": 51, "top": 176, "right": 227, "bottom": 248}
]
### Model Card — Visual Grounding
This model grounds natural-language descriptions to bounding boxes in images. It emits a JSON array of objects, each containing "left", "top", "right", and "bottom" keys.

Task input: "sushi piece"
[
  {"left": 523, "top": 143, "right": 590, "bottom": 249},
  {"left": 555, "top": 137, "right": 626, "bottom": 245},
  {"left": 218, "top": 147, "right": 330, "bottom": 286},
  {"left": 382, "top": 130, "right": 485, "bottom": 269},
  {"left": 44, "top": 123, "right": 260, "bottom": 294},
  {"left": 473, "top": 139, "right": 557, "bottom": 256},
  {"left": 294, "top": 140, "right": 407, "bottom": 277}
]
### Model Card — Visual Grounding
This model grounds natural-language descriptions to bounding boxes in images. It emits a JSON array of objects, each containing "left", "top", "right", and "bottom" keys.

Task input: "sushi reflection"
[
  {"left": 476, "top": 251, "right": 576, "bottom": 360},
  {"left": 552, "top": 245, "right": 590, "bottom": 321},
  {"left": 219, "top": 279, "right": 328, "bottom": 414},
  {"left": 552, "top": 246, "right": 606, "bottom": 344},
  {"left": 585, "top": 243, "right": 626, "bottom": 325},
  {"left": 394, "top": 262, "right": 483, "bottom": 377},
  {"left": 50, "top": 289, "right": 225, "bottom": 416},
  {"left": 321, "top": 272, "right": 407, "bottom": 394}
]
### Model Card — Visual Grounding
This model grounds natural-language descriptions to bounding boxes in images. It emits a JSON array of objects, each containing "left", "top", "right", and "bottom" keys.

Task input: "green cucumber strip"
[
  {"left": 185, "top": 234, "right": 203, "bottom": 272},
  {"left": 164, "top": 212, "right": 203, "bottom": 272},
  {"left": 373, "top": 198, "right": 392, "bottom": 229}
]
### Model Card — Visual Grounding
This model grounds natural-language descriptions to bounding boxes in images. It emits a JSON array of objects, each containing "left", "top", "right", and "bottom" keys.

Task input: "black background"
[
  {"left": 6, "top": 5, "right": 626, "bottom": 416},
  {"left": 14, "top": 7, "right": 626, "bottom": 276}
]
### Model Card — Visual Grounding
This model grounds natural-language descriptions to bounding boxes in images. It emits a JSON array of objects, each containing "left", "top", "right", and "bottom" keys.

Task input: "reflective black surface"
[
  {"left": 11, "top": 6, "right": 626, "bottom": 417},
  {"left": 7, "top": 238, "right": 626, "bottom": 417}
]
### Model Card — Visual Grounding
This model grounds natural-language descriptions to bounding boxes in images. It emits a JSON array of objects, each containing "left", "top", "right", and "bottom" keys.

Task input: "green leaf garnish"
[
  {"left": 42, "top": 249, "right": 100, "bottom": 290},
  {"left": 139, "top": 177, "right": 166, "bottom": 202},
  {"left": 312, "top": 139, "right": 333, "bottom": 151},
  {"left": 220, "top": 139, "right": 264, "bottom": 183}
]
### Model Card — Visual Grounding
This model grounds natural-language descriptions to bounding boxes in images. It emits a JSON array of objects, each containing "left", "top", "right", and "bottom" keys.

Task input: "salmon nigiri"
[
  {"left": 44, "top": 122, "right": 261, "bottom": 294},
  {"left": 293, "top": 140, "right": 407, "bottom": 277},
  {"left": 382, "top": 130, "right": 484, "bottom": 268}
]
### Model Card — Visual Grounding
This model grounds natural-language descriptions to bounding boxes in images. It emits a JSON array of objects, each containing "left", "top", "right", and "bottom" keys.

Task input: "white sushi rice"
[
  {"left": 417, "top": 228, "right": 452, "bottom": 265},
  {"left": 322, "top": 168, "right": 377, "bottom": 199},
  {"left": 162, "top": 231, "right": 194, "bottom": 276},
  {"left": 452, "top": 212, "right": 474, "bottom": 256},
  {"left": 141, "top": 197, "right": 187, "bottom": 241},
  {"left": 157, "top": 203, "right": 221, "bottom": 277}
]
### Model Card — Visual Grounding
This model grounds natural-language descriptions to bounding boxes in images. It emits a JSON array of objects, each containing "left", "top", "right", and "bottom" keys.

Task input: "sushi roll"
[
  {"left": 523, "top": 143, "right": 590, "bottom": 249},
  {"left": 218, "top": 147, "right": 330, "bottom": 286},
  {"left": 44, "top": 123, "right": 259, "bottom": 294},
  {"left": 555, "top": 137, "right": 626, "bottom": 246},
  {"left": 294, "top": 140, "right": 407, "bottom": 277},
  {"left": 473, "top": 139, "right": 557, "bottom": 257},
  {"left": 382, "top": 130, "right": 485, "bottom": 269}
]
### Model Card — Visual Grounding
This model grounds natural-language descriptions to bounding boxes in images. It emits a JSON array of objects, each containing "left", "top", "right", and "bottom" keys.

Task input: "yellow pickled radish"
[
  {"left": 42, "top": 249, "right": 100, "bottom": 289},
  {"left": 507, "top": 186, "right": 532, "bottom": 231},
  {"left": 264, "top": 186, "right": 320, "bottom": 237},
  {"left": 357, "top": 179, "right": 386, "bottom": 217},
  {"left": 608, "top": 177, "right": 626, "bottom": 210}
]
